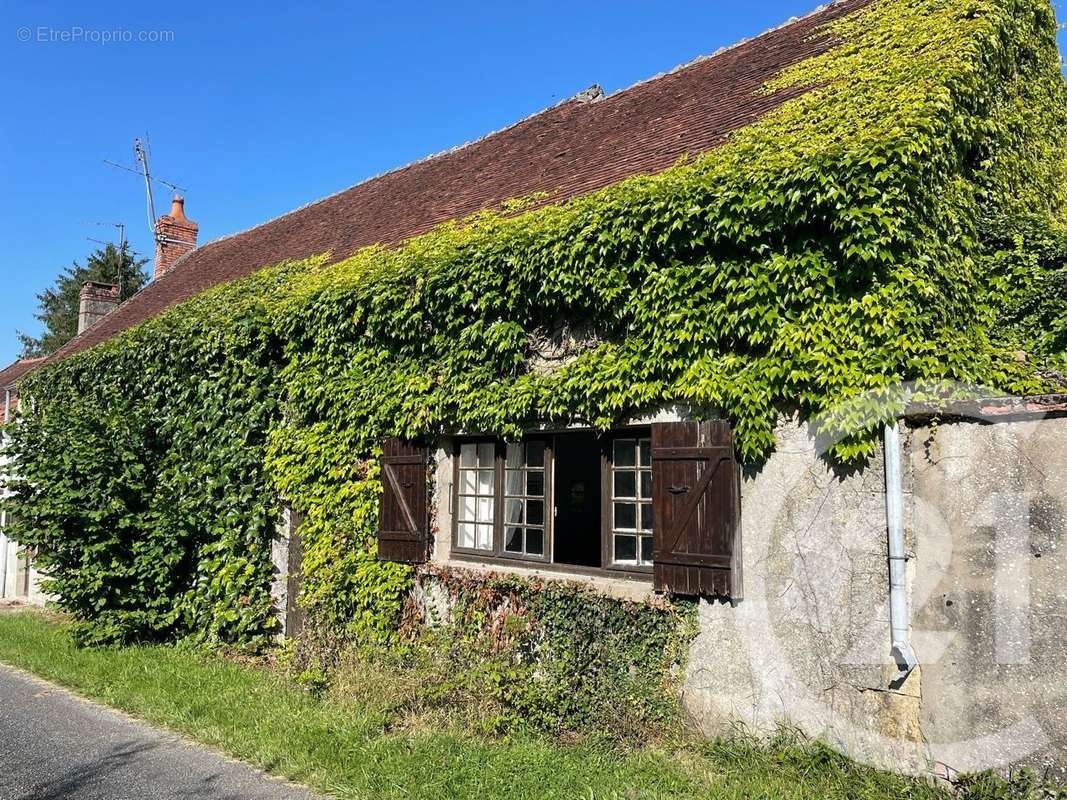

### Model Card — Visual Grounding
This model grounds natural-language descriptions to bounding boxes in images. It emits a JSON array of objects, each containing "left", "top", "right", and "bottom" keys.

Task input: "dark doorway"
[{"left": 552, "top": 432, "right": 602, "bottom": 568}]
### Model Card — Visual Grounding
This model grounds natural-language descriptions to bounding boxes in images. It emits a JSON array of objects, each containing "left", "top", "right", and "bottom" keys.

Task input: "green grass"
[{"left": 0, "top": 610, "right": 949, "bottom": 800}]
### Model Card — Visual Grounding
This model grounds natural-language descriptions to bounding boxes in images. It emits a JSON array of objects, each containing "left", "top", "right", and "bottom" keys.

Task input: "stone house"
[{"left": 6, "top": 0, "right": 1066, "bottom": 781}]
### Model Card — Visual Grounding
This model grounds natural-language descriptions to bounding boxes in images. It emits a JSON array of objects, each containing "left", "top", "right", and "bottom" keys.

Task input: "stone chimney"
[
  {"left": 154, "top": 195, "right": 198, "bottom": 279},
  {"left": 78, "top": 281, "right": 121, "bottom": 334}
]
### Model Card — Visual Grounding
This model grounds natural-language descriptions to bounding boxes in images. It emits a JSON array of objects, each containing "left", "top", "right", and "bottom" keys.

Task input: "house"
[
  {"left": 0, "top": 282, "right": 125, "bottom": 605},
  {"left": 0, "top": 357, "right": 47, "bottom": 604},
  {"left": 5, "top": 0, "right": 1066, "bottom": 781}
]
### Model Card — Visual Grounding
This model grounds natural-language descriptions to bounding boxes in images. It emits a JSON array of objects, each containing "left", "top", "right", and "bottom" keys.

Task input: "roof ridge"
[
  {"left": 44, "top": 0, "right": 873, "bottom": 366},
  {"left": 170, "top": 0, "right": 857, "bottom": 269}
]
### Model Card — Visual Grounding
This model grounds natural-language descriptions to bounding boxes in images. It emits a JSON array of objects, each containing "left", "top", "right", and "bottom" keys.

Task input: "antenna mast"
[
  {"left": 104, "top": 137, "right": 187, "bottom": 241},
  {"left": 134, "top": 137, "right": 157, "bottom": 236},
  {"left": 115, "top": 221, "right": 126, "bottom": 297}
]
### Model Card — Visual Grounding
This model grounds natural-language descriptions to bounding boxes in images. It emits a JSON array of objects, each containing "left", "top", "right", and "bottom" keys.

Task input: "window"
[
  {"left": 450, "top": 430, "right": 651, "bottom": 575},
  {"left": 386, "top": 420, "right": 741, "bottom": 599},
  {"left": 610, "top": 438, "right": 653, "bottom": 566},
  {"left": 456, "top": 441, "right": 496, "bottom": 551},
  {"left": 504, "top": 441, "right": 546, "bottom": 557}
]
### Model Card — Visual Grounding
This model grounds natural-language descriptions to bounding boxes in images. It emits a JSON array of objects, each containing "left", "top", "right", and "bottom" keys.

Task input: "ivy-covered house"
[{"left": 4, "top": 0, "right": 1067, "bottom": 780}]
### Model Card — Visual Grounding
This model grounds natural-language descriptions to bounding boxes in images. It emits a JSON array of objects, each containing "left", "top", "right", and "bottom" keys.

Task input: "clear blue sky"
[{"left": 2, "top": 2, "right": 1065, "bottom": 367}]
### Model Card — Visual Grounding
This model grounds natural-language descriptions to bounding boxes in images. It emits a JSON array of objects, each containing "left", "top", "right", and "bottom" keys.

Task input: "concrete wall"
[
  {"left": 0, "top": 532, "right": 48, "bottom": 604},
  {"left": 0, "top": 449, "right": 48, "bottom": 606},
  {"left": 680, "top": 414, "right": 1066, "bottom": 779},
  {"left": 910, "top": 417, "right": 1066, "bottom": 781},
  {"left": 681, "top": 417, "right": 926, "bottom": 772},
  {"left": 270, "top": 505, "right": 304, "bottom": 639}
]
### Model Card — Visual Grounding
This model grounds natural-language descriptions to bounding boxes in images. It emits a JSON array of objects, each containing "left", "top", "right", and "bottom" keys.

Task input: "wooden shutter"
[
  {"left": 377, "top": 438, "right": 430, "bottom": 563},
  {"left": 651, "top": 420, "right": 742, "bottom": 599}
]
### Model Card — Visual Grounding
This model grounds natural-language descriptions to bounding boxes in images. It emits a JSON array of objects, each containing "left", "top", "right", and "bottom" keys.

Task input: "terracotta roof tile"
[
  {"left": 48, "top": 0, "right": 873, "bottom": 364},
  {"left": 0, "top": 358, "right": 47, "bottom": 390}
]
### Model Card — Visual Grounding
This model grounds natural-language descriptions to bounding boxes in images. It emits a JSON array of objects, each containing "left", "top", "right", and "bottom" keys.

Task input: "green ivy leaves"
[{"left": 3, "top": 0, "right": 1065, "bottom": 648}]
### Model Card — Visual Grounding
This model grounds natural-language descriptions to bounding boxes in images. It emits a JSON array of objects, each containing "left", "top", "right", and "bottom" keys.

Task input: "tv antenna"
[
  {"left": 83, "top": 221, "right": 130, "bottom": 296},
  {"left": 104, "top": 135, "right": 188, "bottom": 238}
]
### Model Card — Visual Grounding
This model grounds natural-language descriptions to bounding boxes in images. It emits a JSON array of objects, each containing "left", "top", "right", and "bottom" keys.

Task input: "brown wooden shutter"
[
  {"left": 651, "top": 420, "right": 742, "bottom": 599},
  {"left": 377, "top": 437, "right": 430, "bottom": 563}
]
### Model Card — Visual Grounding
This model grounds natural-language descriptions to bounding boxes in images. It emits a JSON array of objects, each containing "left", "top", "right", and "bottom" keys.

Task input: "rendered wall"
[
  {"left": 910, "top": 417, "right": 1066, "bottom": 781},
  {"left": 681, "top": 414, "right": 1066, "bottom": 779}
]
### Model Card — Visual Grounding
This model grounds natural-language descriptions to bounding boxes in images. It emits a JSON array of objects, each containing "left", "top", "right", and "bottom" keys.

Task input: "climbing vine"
[
  {"left": 2, "top": 0, "right": 1065, "bottom": 660},
  {"left": 293, "top": 568, "right": 695, "bottom": 738}
]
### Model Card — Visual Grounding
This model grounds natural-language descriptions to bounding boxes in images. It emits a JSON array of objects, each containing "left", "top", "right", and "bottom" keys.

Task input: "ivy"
[
  {"left": 302, "top": 569, "right": 697, "bottom": 739},
  {"left": 2, "top": 0, "right": 1065, "bottom": 654}
]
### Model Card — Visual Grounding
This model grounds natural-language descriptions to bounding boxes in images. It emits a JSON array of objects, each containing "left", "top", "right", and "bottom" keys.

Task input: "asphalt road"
[{"left": 0, "top": 665, "right": 319, "bottom": 800}]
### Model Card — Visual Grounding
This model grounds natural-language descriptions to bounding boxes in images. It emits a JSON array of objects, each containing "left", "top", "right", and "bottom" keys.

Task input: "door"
[{"left": 552, "top": 432, "right": 602, "bottom": 568}]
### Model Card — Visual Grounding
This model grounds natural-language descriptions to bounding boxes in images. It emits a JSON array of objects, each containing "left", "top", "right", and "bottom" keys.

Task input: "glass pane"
[
  {"left": 458, "top": 522, "right": 476, "bottom": 549},
  {"left": 460, "top": 469, "right": 477, "bottom": 495},
  {"left": 459, "top": 496, "right": 476, "bottom": 522},
  {"left": 613, "top": 439, "right": 636, "bottom": 467},
  {"left": 526, "top": 441, "right": 545, "bottom": 467},
  {"left": 476, "top": 524, "right": 493, "bottom": 550},
  {"left": 460, "top": 443, "right": 477, "bottom": 468},
  {"left": 613, "top": 471, "right": 636, "bottom": 499},
  {"left": 477, "top": 469, "right": 494, "bottom": 495},
  {"left": 505, "top": 526, "right": 523, "bottom": 552},
  {"left": 526, "top": 470, "right": 544, "bottom": 497},
  {"left": 527, "top": 528, "right": 544, "bottom": 556},
  {"left": 506, "top": 443, "right": 523, "bottom": 468},
  {"left": 640, "top": 470, "right": 652, "bottom": 499},
  {"left": 477, "top": 442, "right": 495, "bottom": 465},
  {"left": 640, "top": 535, "right": 654, "bottom": 563},
  {"left": 614, "top": 502, "right": 636, "bottom": 530},
  {"left": 640, "top": 503, "right": 653, "bottom": 531},
  {"left": 639, "top": 439, "right": 651, "bottom": 467},
  {"left": 477, "top": 497, "right": 494, "bottom": 522},
  {"left": 614, "top": 534, "right": 637, "bottom": 562},
  {"left": 506, "top": 469, "right": 523, "bottom": 496},
  {"left": 527, "top": 500, "right": 544, "bottom": 525},
  {"left": 505, "top": 499, "right": 524, "bottom": 525}
]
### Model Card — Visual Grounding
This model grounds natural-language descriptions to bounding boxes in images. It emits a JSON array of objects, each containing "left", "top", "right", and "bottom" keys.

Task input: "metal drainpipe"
[{"left": 884, "top": 421, "right": 918, "bottom": 683}]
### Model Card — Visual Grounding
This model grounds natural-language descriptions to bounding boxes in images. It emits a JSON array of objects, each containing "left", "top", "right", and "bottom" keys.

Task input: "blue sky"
[{"left": 2, "top": 2, "right": 1065, "bottom": 367}]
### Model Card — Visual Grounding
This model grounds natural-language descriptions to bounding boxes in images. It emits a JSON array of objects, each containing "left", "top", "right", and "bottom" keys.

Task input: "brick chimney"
[
  {"left": 78, "top": 281, "right": 121, "bottom": 334},
  {"left": 154, "top": 195, "right": 198, "bottom": 279}
]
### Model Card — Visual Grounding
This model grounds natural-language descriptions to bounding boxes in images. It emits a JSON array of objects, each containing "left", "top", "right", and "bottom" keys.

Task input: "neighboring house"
[
  {"left": 0, "top": 282, "right": 125, "bottom": 605},
  {"left": 9, "top": 0, "right": 1067, "bottom": 781},
  {"left": 0, "top": 357, "right": 47, "bottom": 604}
]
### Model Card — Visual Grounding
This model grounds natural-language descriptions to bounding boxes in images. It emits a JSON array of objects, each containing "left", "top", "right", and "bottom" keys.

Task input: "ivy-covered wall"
[{"left": 3, "top": 0, "right": 1065, "bottom": 680}]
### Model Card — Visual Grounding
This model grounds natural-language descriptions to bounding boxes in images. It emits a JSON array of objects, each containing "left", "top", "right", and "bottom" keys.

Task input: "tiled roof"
[
  {"left": 0, "top": 358, "right": 46, "bottom": 390},
  {"left": 48, "top": 0, "right": 873, "bottom": 364}
]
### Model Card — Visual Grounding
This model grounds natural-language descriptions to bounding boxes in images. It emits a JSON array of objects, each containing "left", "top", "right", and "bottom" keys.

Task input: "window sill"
[{"left": 442, "top": 553, "right": 656, "bottom": 603}]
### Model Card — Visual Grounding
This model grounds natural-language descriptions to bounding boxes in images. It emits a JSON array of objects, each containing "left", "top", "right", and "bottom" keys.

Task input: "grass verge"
[{"left": 0, "top": 609, "right": 956, "bottom": 799}]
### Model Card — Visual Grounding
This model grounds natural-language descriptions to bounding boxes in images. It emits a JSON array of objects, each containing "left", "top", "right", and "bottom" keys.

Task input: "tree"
[{"left": 18, "top": 242, "right": 148, "bottom": 357}]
